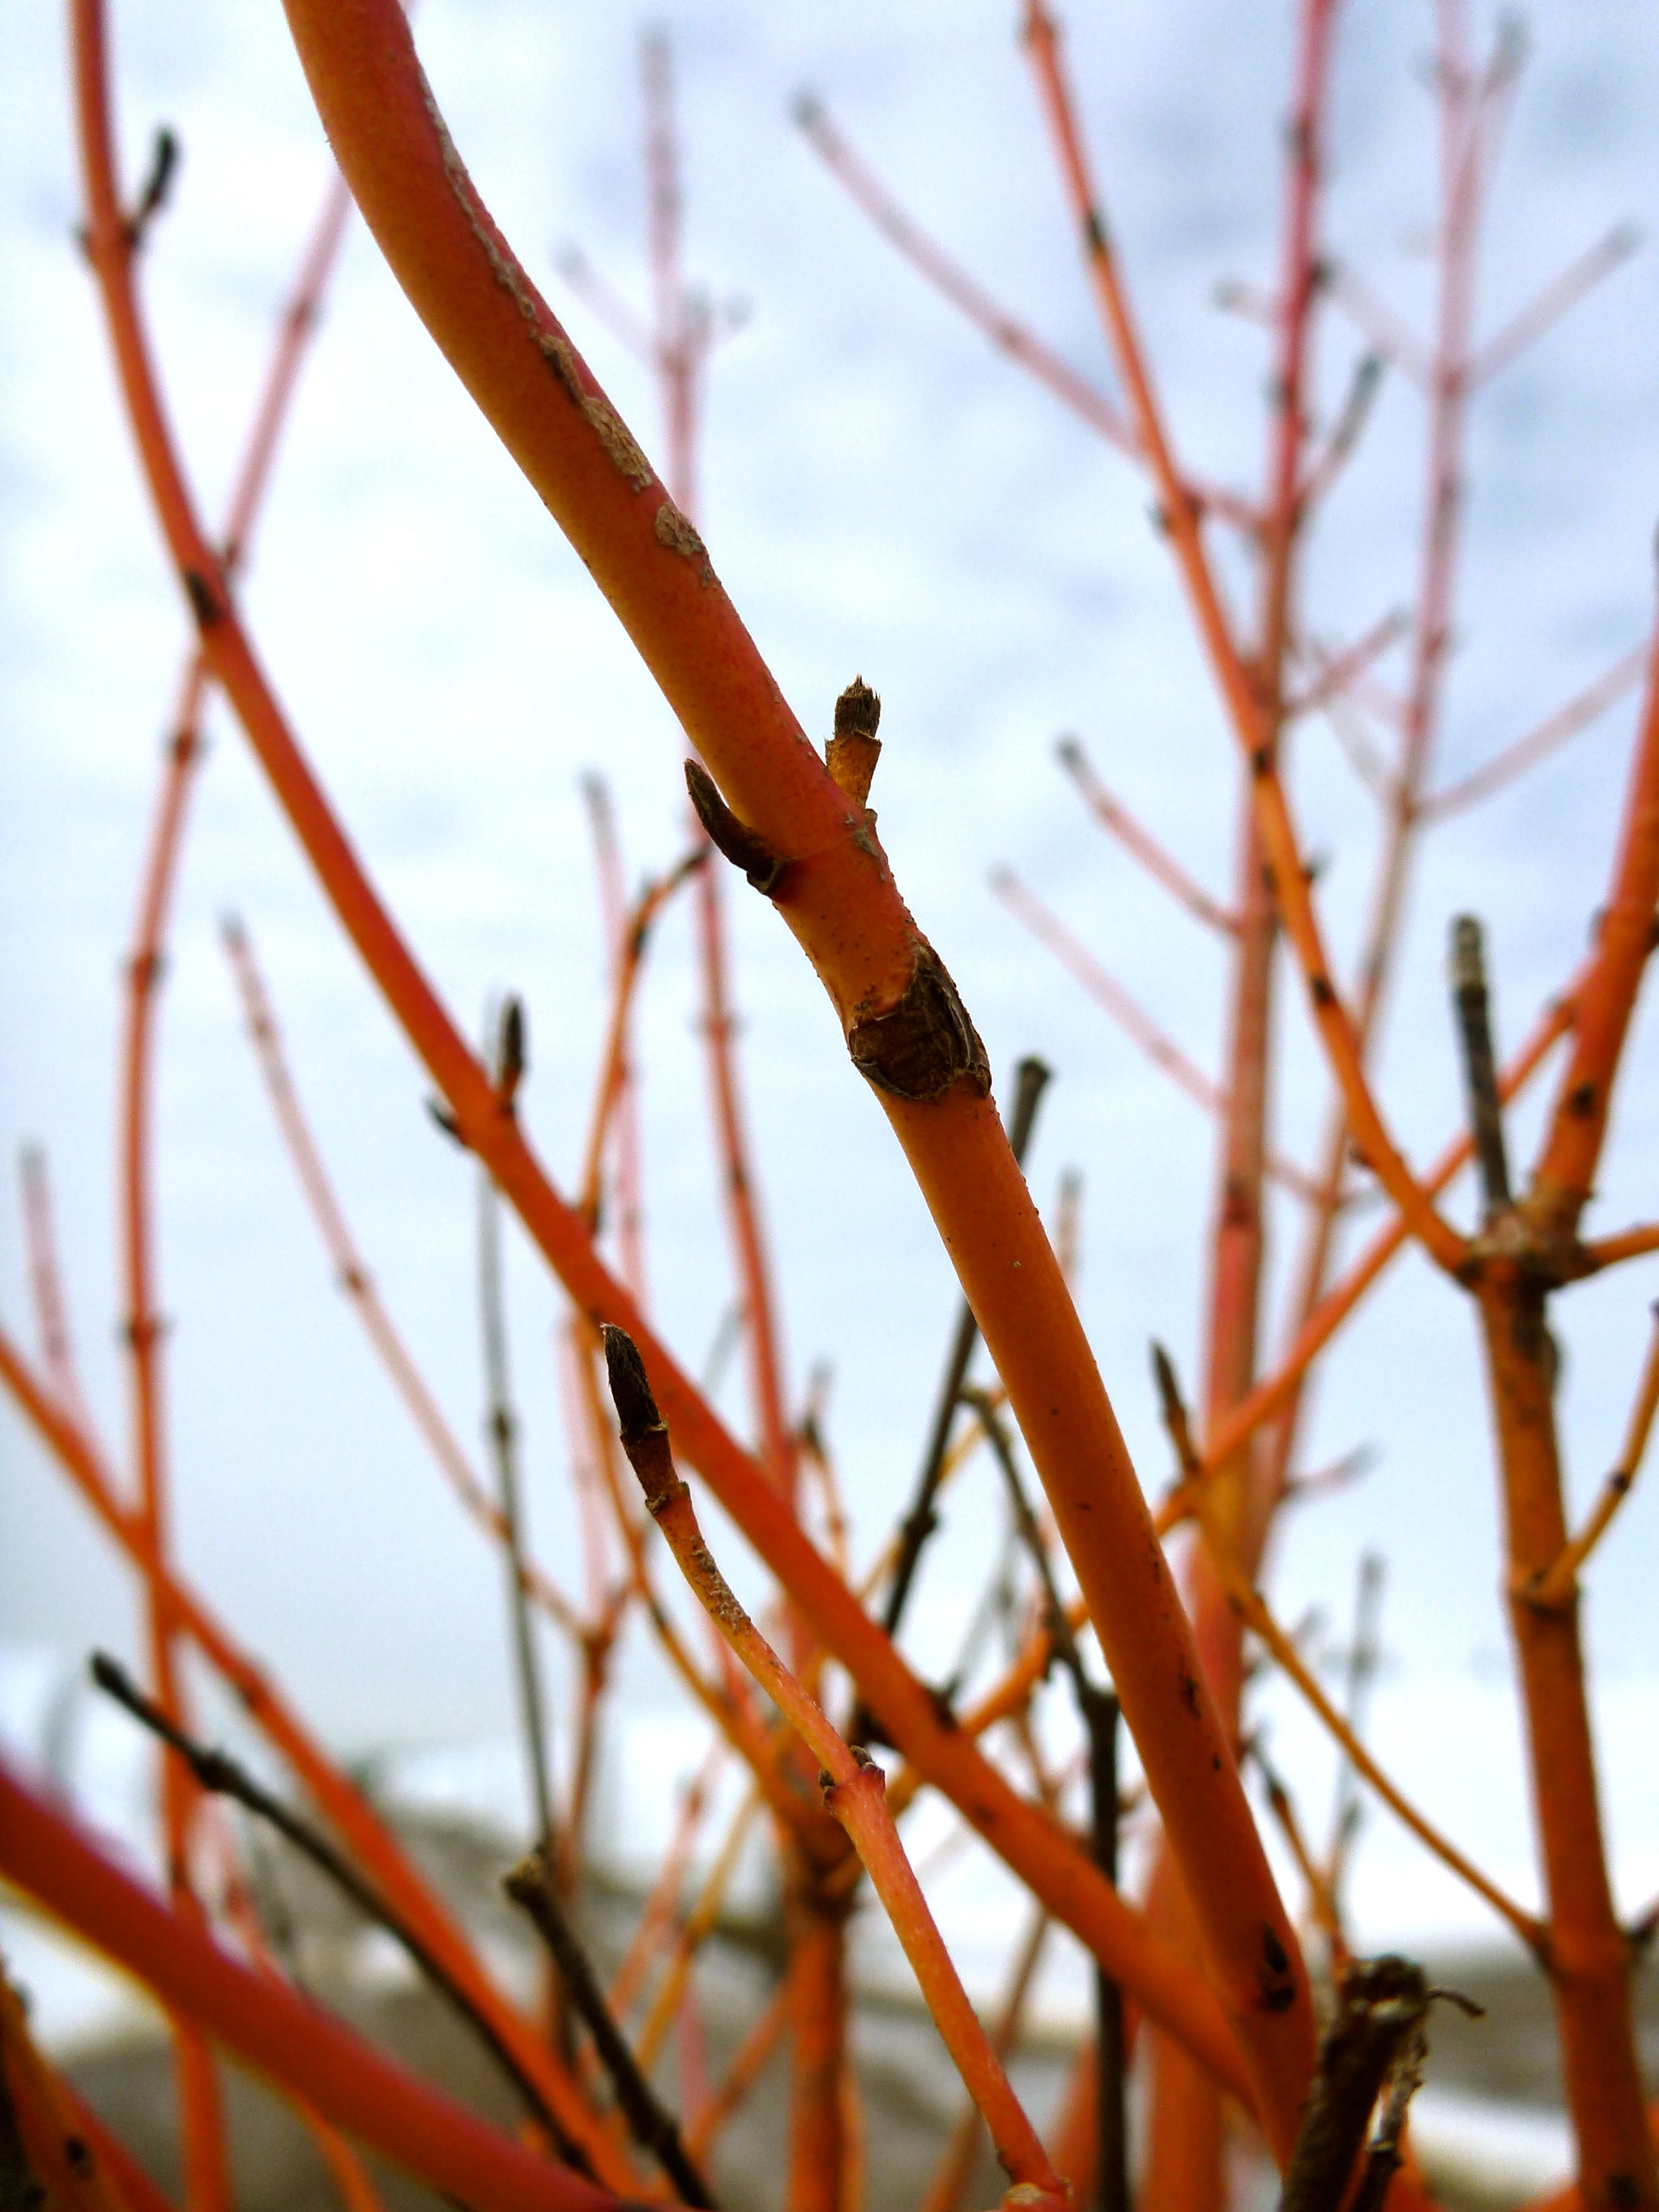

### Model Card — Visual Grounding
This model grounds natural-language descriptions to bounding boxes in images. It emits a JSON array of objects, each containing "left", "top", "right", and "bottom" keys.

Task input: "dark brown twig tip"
[
  {"left": 684, "top": 760, "right": 790, "bottom": 895},
  {"left": 1150, "top": 1340, "right": 1179, "bottom": 1409},
  {"left": 1449, "top": 914, "right": 1486, "bottom": 998},
  {"left": 600, "top": 1323, "right": 663, "bottom": 1443},
  {"left": 425, "top": 1097, "right": 466, "bottom": 1147},
  {"left": 834, "top": 678, "right": 881, "bottom": 740},
  {"left": 1448, "top": 914, "right": 1512, "bottom": 1217},
  {"left": 828, "top": 679, "right": 883, "bottom": 807},
  {"left": 495, "top": 996, "right": 527, "bottom": 1101},
  {"left": 128, "top": 126, "right": 180, "bottom": 244}
]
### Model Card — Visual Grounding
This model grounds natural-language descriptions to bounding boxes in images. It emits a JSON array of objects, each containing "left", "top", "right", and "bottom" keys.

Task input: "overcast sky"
[{"left": 6, "top": 1, "right": 1659, "bottom": 1956}]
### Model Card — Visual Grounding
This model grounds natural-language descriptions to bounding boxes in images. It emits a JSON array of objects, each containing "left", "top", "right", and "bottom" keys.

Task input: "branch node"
[{"left": 847, "top": 944, "right": 990, "bottom": 1102}]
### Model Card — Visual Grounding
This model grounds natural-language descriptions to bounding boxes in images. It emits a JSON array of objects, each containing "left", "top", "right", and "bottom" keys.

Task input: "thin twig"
[
  {"left": 684, "top": 1975, "right": 791, "bottom": 2160},
  {"left": 1290, "top": 614, "right": 1410, "bottom": 724},
  {"left": 1525, "top": 1301, "right": 1659, "bottom": 1609},
  {"left": 222, "top": 916, "right": 583, "bottom": 1642},
  {"left": 553, "top": 242, "right": 655, "bottom": 363},
  {"left": 87, "top": 1654, "right": 587, "bottom": 2163},
  {"left": 1056, "top": 736, "right": 1237, "bottom": 935},
  {"left": 1449, "top": 915, "right": 1512, "bottom": 1218},
  {"left": 1249, "top": 1740, "right": 1347, "bottom": 1963},
  {"left": 628, "top": 1792, "right": 765, "bottom": 2082},
  {"left": 579, "top": 774, "right": 650, "bottom": 1307},
  {"left": 16, "top": 1145, "right": 95, "bottom": 1436},
  {"left": 503, "top": 1849, "right": 715, "bottom": 2206},
  {"left": 1470, "top": 223, "right": 1641, "bottom": 389},
  {"left": 792, "top": 92, "right": 1134, "bottom": 456},
  {"left": 994, "top": 870, "right": 1327, "bottom": 1204},
  {"left": 480, "top": 1002, "right": 558, "bottom": 1865},
  {"left": 1320, "top": 695, "right": 1396, "bottom": 802},
  {"left": 1418, "top": 645, "right": 1647, "bottom": 824},
  {"left": 1297, "top": 352, "right": 1386, "bottom": 515},
  {"left": 876, "top": 1055, "right": 1051, "bottom": 1655},
  {"left": 962, "top": 1388, "right": 1127, "bottom": 2212},
  {"left": 1326, "top": 265, "right": 1431, "bottom": 384}
]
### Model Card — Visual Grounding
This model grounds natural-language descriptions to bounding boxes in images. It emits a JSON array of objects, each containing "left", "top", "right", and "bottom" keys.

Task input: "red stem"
[{"left": 0, "top": 1759, "right": 654, "bottom": 2212}]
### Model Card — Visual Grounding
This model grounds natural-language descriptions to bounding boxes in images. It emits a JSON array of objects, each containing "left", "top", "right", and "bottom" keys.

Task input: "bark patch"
[{"left": 847, "top": 946, "right": 991, "bottom": 1103}]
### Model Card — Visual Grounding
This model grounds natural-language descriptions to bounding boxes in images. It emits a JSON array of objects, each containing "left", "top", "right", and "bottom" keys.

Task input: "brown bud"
[{"left": 827, "top": 676, "right": 882, "bottom": 808}]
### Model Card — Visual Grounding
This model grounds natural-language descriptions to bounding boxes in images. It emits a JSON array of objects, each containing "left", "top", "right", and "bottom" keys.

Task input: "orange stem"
[
  {"left": 1146, "top": 1, "right": 1341, "bottom": 2186},
  {"left": 1476, "top": 1266, "right": 1657, "bottom": 2210},
  {"left": 782, "top": 1855, "right": 851, "bottom": 2212},
  {"left": 1578, "top": 1222, "right": 1659, "bottom": 1273},
  {"left": 1528, "top": 1302, "right": 1659, "bottom": 1609},
  {"left": 1529, "top": 616, "right": 1659, "bottom": 1241},
  {"left": 60, "top": 2086, "right": 181, "bottom": 2212},
  {"left": 0, "top": 1972, "right": 133, "bottom": 2212},
  {"left": 112, "top": 151, "right": 351, "bottom": 2212},
  {"left": 919, "top": 1906, "right": 1051, "bottom": 2212}
]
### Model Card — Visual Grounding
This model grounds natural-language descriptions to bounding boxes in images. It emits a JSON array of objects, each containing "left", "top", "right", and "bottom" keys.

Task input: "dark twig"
[
  {"left": 1449, "top": 916, "right": 1512, "bottom": 1218},
  {"left": 1278, "top": 1956, "right": 1431, "bottom": 2212},
  {"left": 87, "top": 1652, "right": 585, "bottom": 2164},
  {"left": 1151, "top": 1342, "right": 1202, "bottom": 1482},
  {"left": 480, "top": 1004, "right": 557, "bottom": 1860},
  {"left": 127, "top": 126, "right": 178, "bottom": 246},
  {"left": 963, "top": 1389, "right": 1126, "bottom": 2212},
  {"left": 876, "top": 1056, "right": 1051, "bottom": 1653},
  {"left": 1297, "top": 352, "right": 1384, "bottom": 515},
  {"left": 1347, "top": 2015, "right": 1429, "bottom": 2212},
  {"left": 503, "top": 1848, "right": 716, "bottom": 2206}
]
